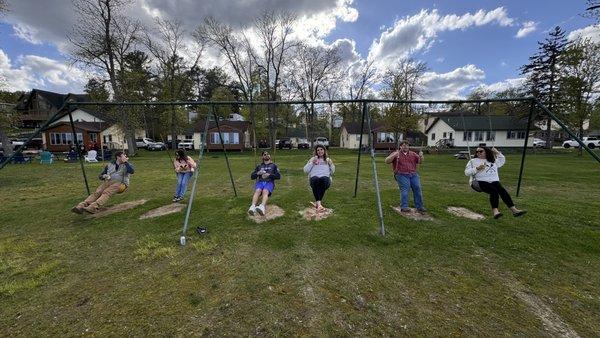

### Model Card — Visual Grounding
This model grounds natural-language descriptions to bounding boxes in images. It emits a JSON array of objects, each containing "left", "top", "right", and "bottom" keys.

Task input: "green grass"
[{"left": 0, "top": 149, "right": 599, "bottom": 336}]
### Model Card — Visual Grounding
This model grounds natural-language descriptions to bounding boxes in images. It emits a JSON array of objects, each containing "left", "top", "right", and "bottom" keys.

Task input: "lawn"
[{"left": 1, "top": 149, "right": 599, "bottom": 336}]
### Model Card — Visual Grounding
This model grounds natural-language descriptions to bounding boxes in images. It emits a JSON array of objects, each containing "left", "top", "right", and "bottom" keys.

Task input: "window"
[
  {"left": 212, "top": 132, "right": 240, "bottom": 144},
  {"left": 486, "top": 131, "right": 496, "bottom": 141},
  {"left": 431, "top": 133, "right": 436, "bottom": 141},
  {"left": 443, "top": 132, "right": 447, "bottom": 138},
  {"left": 449, "top": 132, "right": 453, "bottom": 140},
  {"left": 50, "top": 132, "right": 83, "bottom": 145},
  {"left": 507, "top": 130, "right": 526, "bottom": 139},
  {"left": 103, "top": 134, "right": 113, "bottom": 143},
  {"left": 517, "top": 131, "right": 526, "bottom": 139},
  {"left": 474, "top": 131, "right": 484, "bottom": 141},
  {"left": 377, "top": 132, "right": 394, "bottom": 143},
  {"left": 463, "top": 131, "right": 473, "bottom": 141},
  {"left": 90, "top": 133, "right": 98, "bottom": 142}
]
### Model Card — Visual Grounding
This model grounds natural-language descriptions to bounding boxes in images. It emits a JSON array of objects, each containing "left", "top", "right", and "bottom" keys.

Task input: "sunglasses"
[{"left": 476, "top": 150, "right": 484, "bottom": 153}]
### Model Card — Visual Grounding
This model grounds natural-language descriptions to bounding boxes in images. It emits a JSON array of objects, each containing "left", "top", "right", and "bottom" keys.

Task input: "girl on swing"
[
  {"left": 465, "top": 146, "right": 526, "bottom": 219},
  {"left": 303, "top": 145, "right": 335, "bottom": 212},
  {"left": 172, "top": 149, "right": 197, "bottom": 202}
]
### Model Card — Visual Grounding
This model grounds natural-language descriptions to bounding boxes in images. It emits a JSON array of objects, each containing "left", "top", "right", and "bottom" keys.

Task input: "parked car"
[
  {"left": 297, "top": 138, "right": 310, "bottom": 149},
  {"left": 136, "top": 137, "right": 155, "bottom": 148},
  {"left": 147, "top": 141, "right": 167, "bottom": 151},
  {"left": 454, "top": 150, "right": 472, "bottom": 159},
  {"left": 313, "top": 137, "right": 329, "bottom": 149},
  {"left": 532, "top": 138, "right": 546, "bottom": 148},
  {"left": 177, "top": 139, "right": 195, "bottom": 150},
  {"left": 562, "top": 137, "right": 600, "bottom": 149},
  {"left": 277, "top": 138, "right": 292, "bottom": 149}
]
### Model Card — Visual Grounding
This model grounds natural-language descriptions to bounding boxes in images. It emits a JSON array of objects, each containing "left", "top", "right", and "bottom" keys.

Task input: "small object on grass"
[
  {"left": 180, "top": 236, "right": 186, "bottom": 246},
  {"left": 196, "top": 227, "right": 207, "bottom": 235}
]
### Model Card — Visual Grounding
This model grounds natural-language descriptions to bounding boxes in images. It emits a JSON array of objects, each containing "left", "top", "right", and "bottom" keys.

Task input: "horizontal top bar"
[{"left": 68, "top": 97, "right": 536, "bottom": 107}]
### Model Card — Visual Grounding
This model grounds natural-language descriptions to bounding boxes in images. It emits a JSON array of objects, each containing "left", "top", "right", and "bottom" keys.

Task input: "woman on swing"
[
  {"left": 172, "top": 149, "right": 197, "bottom": 202},
  {"left": 465, "top": 146, "right": 526, "bottom": 219},
  {"left": 303, "top": 145, "right": 335, "bottom": 212}
]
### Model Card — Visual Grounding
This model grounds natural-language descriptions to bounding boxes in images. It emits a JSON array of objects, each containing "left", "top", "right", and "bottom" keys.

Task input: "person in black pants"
[
  {"left": 465, "top": 147, "right": 526, "bottom": 219},
  {"left": 303, "top": 145, "right": 335, "bottom": 212}
]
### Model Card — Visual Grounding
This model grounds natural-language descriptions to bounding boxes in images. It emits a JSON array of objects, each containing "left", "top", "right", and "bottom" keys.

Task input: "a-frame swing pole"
[
  {"left": 180, "top": 113, "right": 211, "bottom": 246},
  {"left": 353, "top": 101, "right": 367, "bottom": 197},
  {"left": 365, "top": 101, "right": 386, "bottom": 236},
  {"left": 250, "top": 102, "right": 257, "bottom": 166},
  {"left": 212, "top": 104, "right": 238, "bottom": 197},
  {"left": 67, "top": 105, "right": 90, "bottom": 195},
  {"left": 516, "top": 100, "right": 535, "bottom": 197}
]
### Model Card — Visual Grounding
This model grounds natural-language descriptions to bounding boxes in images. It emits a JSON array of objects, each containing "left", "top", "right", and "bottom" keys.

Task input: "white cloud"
[
  {"left": 476, "top": 77, "right": 526, "bottom": 93},
  {"left": 368, "top": 7, "right": 515, "bottom": 70},
  {"left": 515, "top": 21, "right": 537, "bottom": 38},
  {"left": 568, "top": 25, "right": 600, "bottom": 43},
  {"left": 0, "top": 49, "right": 88, "bottom": 92},
  {"left": 421, "top": 64, "right": 486, "bottom": 99}
]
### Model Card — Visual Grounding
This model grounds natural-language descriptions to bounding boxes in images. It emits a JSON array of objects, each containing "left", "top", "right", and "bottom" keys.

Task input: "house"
[
  {"left": 193, "top": 119, "right": 250, "bottom": 151},
  {"left": 42, "top": 107, "right": 145, "bottom": 152},
  {"left": 425, "top": 114, "right": 536, "bottom": 148},
  {"left": 14, "top": 89, "right": 90, "bottom": 129},
  {"left": 340, "top": 122, "right": 423, "bottom": 150}
]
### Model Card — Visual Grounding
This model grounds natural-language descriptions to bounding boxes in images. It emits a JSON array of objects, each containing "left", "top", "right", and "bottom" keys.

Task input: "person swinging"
[{"left": 303, "top": 145, "right": 335, "bottom": 212}]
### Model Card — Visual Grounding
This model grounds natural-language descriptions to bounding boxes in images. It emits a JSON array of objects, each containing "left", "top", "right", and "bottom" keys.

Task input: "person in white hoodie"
[
  {"left": 303, "top": 145, "right": 335, "bottom": 211},
  {"left": 464, "top": 147, "right": 526, "bottom": 219}
]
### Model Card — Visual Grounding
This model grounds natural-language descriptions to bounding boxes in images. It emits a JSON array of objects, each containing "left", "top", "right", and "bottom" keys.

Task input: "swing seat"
[{"left": 470, "top": 181, "right": 483, "bottom": 193}]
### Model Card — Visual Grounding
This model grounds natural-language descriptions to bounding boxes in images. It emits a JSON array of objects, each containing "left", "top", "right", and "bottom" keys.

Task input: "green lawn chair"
[{"left": 40, "top": 150, "right": 53, "bottom": 164}]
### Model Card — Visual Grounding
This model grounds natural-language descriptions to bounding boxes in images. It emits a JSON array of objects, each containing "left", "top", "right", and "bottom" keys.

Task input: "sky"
[{"left": 0, "top": 0, "right": 598, "bottom": 100}]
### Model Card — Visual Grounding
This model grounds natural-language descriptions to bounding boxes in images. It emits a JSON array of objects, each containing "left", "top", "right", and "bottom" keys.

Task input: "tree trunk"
[{"left": 0, "top": 125, "right": 13, "bottom": 156}]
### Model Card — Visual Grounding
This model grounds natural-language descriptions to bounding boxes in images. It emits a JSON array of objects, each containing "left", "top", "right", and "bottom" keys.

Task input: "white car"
[
  {"left": 532, "top": 138, "right": 546, "bottom": 148},
  {"left": 562, "top": 137, "right": 600, "bottom": 149},
  {"left": 136, "top": 137, "right": 155, "bottom": 148},
  {"left": 313, "top": 137, "right": 329, "bottom": 149},
  {"left": 177, "top": 139, "right": 195, "bottom": 150}
]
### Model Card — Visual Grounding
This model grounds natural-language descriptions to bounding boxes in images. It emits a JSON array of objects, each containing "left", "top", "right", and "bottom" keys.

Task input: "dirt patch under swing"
[
  {"left": 87, "top": 199, "right": 148, "bottom": 218},
  {"left": 446, "top": 206, "right": 486, "bottom": 220},
  {"left": 139, "top": 203, "right": 185, "bottom": 220},
  {"left": 391, "top": 206, "right": 435, "bottom": 221},
  {"left": 248, "top": 204, "right": 285, "bottom": 223},
  {"left": 299, "top": 206, "right": 334, "bottom": 221}
]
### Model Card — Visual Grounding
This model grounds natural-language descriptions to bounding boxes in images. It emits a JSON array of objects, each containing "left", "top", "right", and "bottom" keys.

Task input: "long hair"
[
  {"left": 176, "top": 149, "right": 187, "bottom": 161},
  {"left": 314, "top": 145, "right": 328, "bottom": 160},
  {"left": 481, "top": 147, "right": 496, "bottom": 163}
]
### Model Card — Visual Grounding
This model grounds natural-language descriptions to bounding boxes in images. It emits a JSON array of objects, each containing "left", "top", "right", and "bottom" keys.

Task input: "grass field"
[{"left": 1, "top": 149, "right": 599, "bottom": 336}]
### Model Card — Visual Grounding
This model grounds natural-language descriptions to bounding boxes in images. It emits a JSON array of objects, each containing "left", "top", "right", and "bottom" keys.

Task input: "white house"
[{"left": 425, "top": 115, "right": 536, "bottom": 148}]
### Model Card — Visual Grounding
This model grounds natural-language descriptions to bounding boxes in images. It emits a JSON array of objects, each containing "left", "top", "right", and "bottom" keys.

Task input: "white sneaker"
[
  {"left": 248, "top": 205, "right": 256, "bottom": 216},
  {"left": 256, "top": 204, "right": 265, "bottom": 216}
]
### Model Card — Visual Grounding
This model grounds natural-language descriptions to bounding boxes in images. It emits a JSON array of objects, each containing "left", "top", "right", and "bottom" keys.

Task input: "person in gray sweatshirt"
[
  {"left": 71, "top": 151, "right": 134, "bottom": 214},
  {"left": 303, "top": 145, "right": 335, "bottom": 212}
]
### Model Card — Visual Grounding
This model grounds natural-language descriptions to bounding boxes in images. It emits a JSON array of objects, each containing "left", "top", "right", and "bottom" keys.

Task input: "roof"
[
  {"left": 425, "top": 115, "right": 531, "bottom": 134},
  {"left": 46, "top": 121, "right": 112, "bottom": 132},
  {"left": 341, "top": 121, "right": 393, "bottom": 134},
  {"left": 194, "top": 119, "right": 250, "bottom": 133},
  {"left": 15, "top": 89, "right": 90, "bottom": 111}
]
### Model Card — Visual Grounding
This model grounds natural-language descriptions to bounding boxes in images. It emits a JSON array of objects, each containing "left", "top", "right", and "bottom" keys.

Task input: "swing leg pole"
[
  {"left": 180, "top": 114, "right": 211, "bottom": 246},
  {"left": 516, "top": 100, "right": 535, "bottom": 197},
  {"left": 212, "top": 105, "right": 238, "bottom": 197},
  {"left": 68, "top": 109, "right": 90, "bottom": 195},
  {"left": 354, "top": 102, "right": 367, "bottom": 197},
  {"left": 365, "top": 102, "right": 385, "bottom": 236}
]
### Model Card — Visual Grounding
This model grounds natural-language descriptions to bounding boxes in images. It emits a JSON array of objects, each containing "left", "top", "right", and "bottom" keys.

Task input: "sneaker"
[
  {"left": 247, "top": 205, "right": 256, "bottom": 216},
  {"left": 513, "top": 210, "right": 527, "bottom": 217},
  {"left": 172, "top": 197, "right": 179, "bottom": 202},
  {"left": 196, "top": 227, "right": 207, "bottom": 235},
  {"left": 71, "top": 206, "right": 84, "bottom": 214},
  {"left": 400, "top": 208, "right": 411, "bottom": 213},
  {"left": 256, "top": 204, "right": 265, "bottom": 216},
  {"left": 83, "top": 205, "right": 98, "bottom": 214},
  {"left": 493, "top": 212, "right": 503, "bottom": 219},
  {"left": 417, "top": 208, "right": 427, "bottom": 214}
]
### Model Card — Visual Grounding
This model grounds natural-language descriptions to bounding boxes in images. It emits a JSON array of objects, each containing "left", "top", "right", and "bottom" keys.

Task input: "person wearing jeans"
[
  {"left": 385, "top": 140, "right": 426, "bottom": 213},
  {"left": 465, "top": 147, "right": 526, "bottom": 219},
  {"left": 173, "top": 149, "right": 197, "bottom": 202},
  {"left": 303, "top": 145, "right": 335, "bottom": 211}
]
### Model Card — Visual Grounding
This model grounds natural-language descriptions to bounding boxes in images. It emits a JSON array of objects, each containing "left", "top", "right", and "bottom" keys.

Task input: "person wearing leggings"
[
  {"left": 303, "top": 145, "right": 335, "bottom": 211},
  {"left": 465, "top": 147, "right": 526, "bottom": 219}
]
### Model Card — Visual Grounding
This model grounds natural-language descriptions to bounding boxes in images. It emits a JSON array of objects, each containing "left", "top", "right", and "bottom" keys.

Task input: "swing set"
[{"left": 1, "top": 97, "right": 598, "bottom": 245}]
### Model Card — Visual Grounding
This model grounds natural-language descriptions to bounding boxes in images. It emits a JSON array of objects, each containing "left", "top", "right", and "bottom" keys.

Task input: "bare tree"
[
  {"left": 145, "top": 18, "right": 204, "bottom": 147},
  {"left": 69, "top": 0, "right": 142, "bottom": 154},
  {"left": 287, "top": 42, "right": 341, "bottom": 144},
  {"left": 381, "top": 58, "right": 428, "bottom": 148},
  {"left": 338, "top": 59, "right": 378, "bottom": 122},
  {"left": 0, "top": 0, "right": 8, "bottom": 13}
]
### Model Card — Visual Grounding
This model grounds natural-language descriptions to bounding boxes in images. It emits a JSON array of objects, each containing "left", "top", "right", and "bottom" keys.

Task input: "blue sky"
[{"left": 0, "top": 0, "right": 597, "bottom": 98}]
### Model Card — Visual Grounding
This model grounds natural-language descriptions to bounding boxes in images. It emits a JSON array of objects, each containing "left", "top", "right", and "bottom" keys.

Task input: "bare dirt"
[
  {"left": 88, "top": 199, "right": 148, "bottom": 218},
  {"left": 391, "top": 206, "right": 435, "bottom": 221},
  {"left": 248, "top": 204, "right": 285, "bottom": 223},
  {"left": 299, "top": 206, "right": 334, "bottom": 221},
  {"left": 447, "top": 206, "right": 485, "bottom": 220},
  {"left": 139, "top": 203, "right": 185, "bottom": 220}
]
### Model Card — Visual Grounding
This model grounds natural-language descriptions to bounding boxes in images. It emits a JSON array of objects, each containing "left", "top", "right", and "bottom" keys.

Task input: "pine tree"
[{"left": 520, "top": 26, "right": 569, "bottom": 147}]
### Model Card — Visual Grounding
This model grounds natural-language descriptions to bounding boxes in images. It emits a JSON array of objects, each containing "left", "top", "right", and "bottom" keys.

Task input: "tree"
[
  {"left": 583, "top": 0, "right": 600, "bottom": 23},
  {"left": 0, "top": 89, "right": 20, "bottom": 157},
  {"left": 381, "top": 58, "right": 427, "bottom": 148},
  {"left": 69, "top": 0, "right": 142, "bottom": 155},
  {"left": 520, "top": 26, "right": 569, "bottom": 147},
  {"left": 338, "top": 60, "right": 378, "bottom": 123},
  {"left": 286, "top": 42, "right": 341, "bottom": 145},
  {"left": 0, "top": 0, "right": 8, "bottom": 14},
  {"left": 145, "top": 18, "right": 203, "bottom": 147},
  {"left": 558, "top": 39, "right": 600, "bottom": 155}
]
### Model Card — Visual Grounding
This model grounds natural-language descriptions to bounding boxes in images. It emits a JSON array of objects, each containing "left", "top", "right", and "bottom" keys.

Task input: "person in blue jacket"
[{"left": 248, "top": 151, "right": 281, "bottom": 216}]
